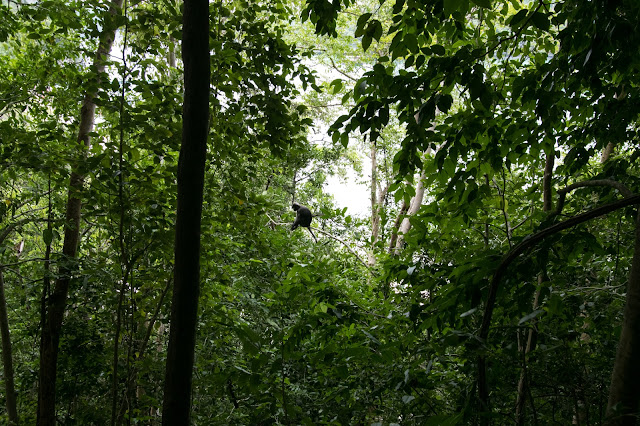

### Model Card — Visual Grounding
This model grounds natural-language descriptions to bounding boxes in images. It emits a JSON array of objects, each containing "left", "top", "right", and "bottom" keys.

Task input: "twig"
[
  {"left": 312, "top": 227, "right": 368, "bottom": 268},
  {"left": 328, "top": 57, "right": 357, "bottom": 82}
]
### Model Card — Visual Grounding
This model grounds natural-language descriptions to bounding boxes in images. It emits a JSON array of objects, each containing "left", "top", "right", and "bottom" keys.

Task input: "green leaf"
[
  {"left": 471, "top": 0, "right": 491, "bottom": 7},
  {"left": 362, "top": 34, "right": 373, "bottom": 51},
  {"left": 431, "top": 44, "right": 446, "bottom": 56},
  {"left": 402, "top": 395, "right": 415, "bottom": 404},
  {"left": 425, "top": 414, "right": 464, "bottom": 425},
  {"left": 546, "top": 294, "right": 564, "bottom": 317},
  {"left": 531, "top": 12, "right": 550, "bottom": 31},
  {"left": 340, "top": 132, "right": 349, "bottom": 147},
  {"left": 362, "top": 329, "right": 380, "bottom": 344},
  {"left": 437, "top": 94, "right": 453, "bottom": 113},
  {"left": 355, "top": 13, "right": 372, "bottom": 37},
  {"left": 43, "top": 228, "right": 53, "bottom": 246},
  {"left": 518, "top": 309, "right": 544, "bottom": 325},
  {"left": 480, "top": 89, "right": 493, "bottom": 109},
  {"left": 468, "top": 77, "right": 484, "bottom": 100},
  {"left": 460, "top": 307, "right": 477, "bottom": 318},
  {"left": 354, "top": 79, "right": 367, "bottom": 100},
  {"left": 443, "top": 0, "right": 465, "bottom": 16},
  {"left": 369, "top": 20, "right": 383, "bottom": 41},
  {"left": 330, "top": 79, "right": 343, "bottom": 94},
  {"left": 509, "top": 9, "right": 528, "bottom": 27}
]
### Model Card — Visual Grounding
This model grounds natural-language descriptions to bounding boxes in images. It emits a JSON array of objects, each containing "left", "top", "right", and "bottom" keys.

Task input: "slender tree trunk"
[
  {"left": 161, "top": 0, "right": 209, "bottom": 423},
  {"left": 605, "top": 208, "right": 640, "bottom": 425},
  {"left": 515, "top": 151, "right": 554, "bottom": 423},
  {"left": 369, "top": 139, "right": 379, "bottom": 266},
  {"left": 388, "top": 200, "right": 408, "bottom": 252},
  {"left": 111, "top": 9, "right": 131, "bottom": 423},
  {"left": 393, "top": 168, "right": 427, "bottom": 253},
  {"left": 169, "top": 35, "right": 177, "bottom": 69},
  {"left": 0, "top": 269, "right": 18, "bottom": 425},
  {"left": 37, "top": 2, "right": 123, "bottom": 424}
]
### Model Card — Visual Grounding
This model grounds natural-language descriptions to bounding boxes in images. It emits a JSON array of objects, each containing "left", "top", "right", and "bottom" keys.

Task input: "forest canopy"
[{"left": 0, "top": 0, "right": 639, "bottom": 424}]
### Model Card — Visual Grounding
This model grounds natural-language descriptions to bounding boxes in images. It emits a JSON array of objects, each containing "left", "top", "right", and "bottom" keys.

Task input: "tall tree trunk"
[
  {"left": 388, "top": 200, "right": 408, "bottom": 253},
  {"left": 37, "top": 2, "right": 123, "bottom": 424},
  {"left": 393, "top": 168, "right": 427, "bottom": 253},
  {"left": 111, "top": 9, "right": 131, "bottom": 423},
  {"left": 161, "top": 0, "right": 209, "bottom": 423},
  {"left": 369, "top": 139, "right": 380, "bottom": 266},
  {"left": 168, "top": 35, "right": 177, "bottom": 69},
  {"left": 0, "top": 269, "right": 18, "bottom": 425},
  {"left": 605, "top": 208, "right": 640, "bottom": 425},
  {"left": 515, "top": 151, "right": 554, "bottom": 423}
]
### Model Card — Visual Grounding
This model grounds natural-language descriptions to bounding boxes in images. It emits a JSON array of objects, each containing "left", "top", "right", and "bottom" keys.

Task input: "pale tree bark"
[
  {"left": 388, "top": 200, "right": 408, "bottom": 253},
  {"left": 368, "top": 139, "right": 388, "bottom": 266},
  {"left": 161, "top": 0, "right": 209, "bottom": 423},
  {"left": 168, "top": 35, "right": 177, "bottom": 69},
  {"left": 393, "top": 168, "right": 427, "bottom": 253},
  {"left": 515, "top": 151, "right": 554, "bottom": 424},
  {"left": 601, "top": 142, "right": 615, "bottom": 163},
  {"left": 37, "top": 1, "right": 124, "bottom": 424},
  {"left": 369, "top": 139, "right": 379, "bottom": 266}
]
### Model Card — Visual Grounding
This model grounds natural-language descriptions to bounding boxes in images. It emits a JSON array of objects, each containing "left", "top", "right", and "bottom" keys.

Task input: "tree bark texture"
[
  {"left": 0, "top": 269, "right": 18, "bottom": 425},
  {"left": 601, "top": 142, "right": 615, "bottom": 163},
  {"left": 388, "top": 200, "right": 408, "bottom": 253},
  {"left": 393, "top": 168, "right": 427, "bottom": 253},
  {"left": 606, "top": 209, "right": 640, "bottom": 425},
  {"left": 369, "top": 139, "right": 379, "bottom": 266},
  {"left": 161, "top": 0, "right": 209, "bottom": 423},
  {"left": 37, "top": 1, "right": 123, "bottom": 424}
]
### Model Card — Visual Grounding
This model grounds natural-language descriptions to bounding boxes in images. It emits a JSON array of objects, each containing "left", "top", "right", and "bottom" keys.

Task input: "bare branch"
[
  {"left": 312, "top": 227, "right": 368, "bottom": 268},
  {"left": 328, "top": 57, "right": 357, "bottom": 82}
]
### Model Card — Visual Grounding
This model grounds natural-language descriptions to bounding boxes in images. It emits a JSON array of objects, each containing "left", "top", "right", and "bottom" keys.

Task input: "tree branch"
[
  {"left": 478, "top": 193, "right": 640, "bottom": 411},
  {"left": 266, "top": 214, "right": 368, "bottom": 268},
  {"left": 312, "top": 227, "right": 368, "bottom": 268},
  {"left": 555, "top": 179, "right": 634, "bottom": 215}
]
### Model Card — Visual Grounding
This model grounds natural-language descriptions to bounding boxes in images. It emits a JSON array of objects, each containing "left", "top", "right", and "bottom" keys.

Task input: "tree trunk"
[
  {"left": 369, "top": 139, "right": 380, "bottom": 266},
  {"left": 37, "top": 2, "right": 123, "bottom": 424},
  {"left": 601, "top": 142, "right": 615, "bottom": 163},
  {"left": 388, "top": 200, "right": 408, "bottom": 253},
  {"left": 0, "top": 269, "right": 18, "bottom": 425},
  {"left": 161, "top": 0, "right": 209, "bottom": 423},
  {"left": 515, "top": 151, "right": 554, "bottom": 424},
  {"left": 605, "top": 208, "right": 640, "bottom": 425},
  {"left": 393, "top": 168, "right": 427, "bottom": 253}
]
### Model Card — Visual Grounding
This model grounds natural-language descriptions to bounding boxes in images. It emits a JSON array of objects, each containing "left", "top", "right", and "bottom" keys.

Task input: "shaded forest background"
[{"left": 0, "top": 0, "right": 640, "bottom": 424}]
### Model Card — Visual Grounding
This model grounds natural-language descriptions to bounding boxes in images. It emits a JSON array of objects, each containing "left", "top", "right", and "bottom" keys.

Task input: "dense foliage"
[{"left": 0, "top": 0, "right": 639, "bottom": 424}]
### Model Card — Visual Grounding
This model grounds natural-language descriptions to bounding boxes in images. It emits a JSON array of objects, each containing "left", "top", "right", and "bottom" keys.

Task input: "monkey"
[{"left": 291, "top": 202, "right": 317, "bottom": 243}]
